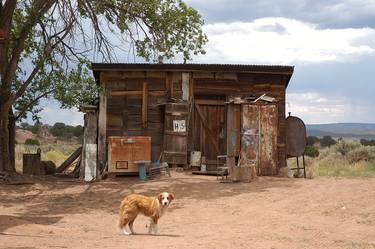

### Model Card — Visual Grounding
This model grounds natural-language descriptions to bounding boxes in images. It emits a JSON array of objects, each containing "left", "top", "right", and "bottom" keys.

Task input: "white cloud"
[
  {"left": 194, "top": 18, "right": 375, "bottom": 64},
  {"left": 286, "top": 92, "right": 375, "bottom": 124},
  {"left": 40, "top": 106, "right": 83, "bottom": 126}
]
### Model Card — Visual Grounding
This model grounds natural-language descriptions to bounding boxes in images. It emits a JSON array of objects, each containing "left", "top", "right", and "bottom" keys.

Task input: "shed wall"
[{"left": 99, "top": 70, "right": 288, "bottom": 173}]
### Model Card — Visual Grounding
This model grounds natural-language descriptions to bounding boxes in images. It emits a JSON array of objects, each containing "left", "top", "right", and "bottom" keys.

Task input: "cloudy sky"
[{"left": 37, "top": 0, "right": 375, "bottom": 125}]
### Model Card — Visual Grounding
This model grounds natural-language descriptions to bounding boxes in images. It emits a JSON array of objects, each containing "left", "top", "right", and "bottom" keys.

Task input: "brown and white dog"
[{"left": 118, "top": 192, "right": 174, "bottom": 235}]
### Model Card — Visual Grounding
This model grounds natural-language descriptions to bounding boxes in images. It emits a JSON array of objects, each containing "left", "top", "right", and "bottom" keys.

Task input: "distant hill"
[{"left": 306, "top": 123, "right": 375, "bottom": 139}]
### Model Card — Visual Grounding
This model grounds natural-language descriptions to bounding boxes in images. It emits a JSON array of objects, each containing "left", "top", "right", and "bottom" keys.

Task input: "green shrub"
[
  {"left": 306, "top": 136, "right": 320, "bottom": 146},
  {"left": 25, "top": 138, "right": 40, "bottom": 146},
  {"left": 320, "top": 136, "right": 337, "bottom": 147},
  {"left": 43, "top": 150, "right": 68, "bottom": 166},
  {"left": 360, "top": 139, "right": 375, "bottom": 146},
  {"left": 334, "top": 139, "right": 361, "bottom": 156},
  {"left": 304, "top": 146, "right": 319, "bottom": 157},
  {"left": 347, "top": 146, "right": 375, "bottom": 164}
]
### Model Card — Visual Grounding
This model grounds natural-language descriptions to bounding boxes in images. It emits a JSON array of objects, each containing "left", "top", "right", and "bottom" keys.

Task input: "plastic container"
[{"left": 190, "top": 151, "right": 202, "bottom": 166}]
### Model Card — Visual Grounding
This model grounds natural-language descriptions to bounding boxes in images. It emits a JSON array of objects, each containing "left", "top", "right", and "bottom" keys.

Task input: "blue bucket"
[{"left": 138, "top": 163, "right": 147, "bottom": 181}]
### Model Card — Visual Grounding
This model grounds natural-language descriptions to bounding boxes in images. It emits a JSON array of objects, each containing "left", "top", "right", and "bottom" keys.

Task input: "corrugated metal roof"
[
  {"left": 91, "top": 63, "right": 294, "bottom": 87},
  {"left": 92, "top": 63, "right": 294, "bottom": 74}
]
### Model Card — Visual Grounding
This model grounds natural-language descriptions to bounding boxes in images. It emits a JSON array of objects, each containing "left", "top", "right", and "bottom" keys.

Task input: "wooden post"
[
  {"left": 165, "top": 72, "right": 172, "bottom": 99},
  {"left": 81, "top": 111, "right": 98, "bottom": 180},
  {"left": 182, "top": 73, "right": 190, "bottom": 101},
  {"left": 98, "top": 73, "right": 107, "bottom": 172},
  {"left": 142, "top": 81, "right": 148, "bottom": 129}
]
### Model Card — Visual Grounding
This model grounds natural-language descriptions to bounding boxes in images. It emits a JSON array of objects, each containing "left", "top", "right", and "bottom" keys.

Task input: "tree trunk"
[
  {"left": 0, "top": 103, "right": 13, "bottom": 173},
  {"left": 9, "top": 108, "right": 15, "bottom": 170}
]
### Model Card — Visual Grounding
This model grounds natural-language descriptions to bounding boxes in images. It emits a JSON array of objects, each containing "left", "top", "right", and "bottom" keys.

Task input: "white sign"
[{"left": 173, "top": 120, "right": 186, "bottom": 132}]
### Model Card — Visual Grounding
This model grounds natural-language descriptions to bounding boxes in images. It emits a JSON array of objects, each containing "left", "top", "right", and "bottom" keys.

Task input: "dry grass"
[{"left": 290, "top": 140, "right": 375, "bottom": 178}]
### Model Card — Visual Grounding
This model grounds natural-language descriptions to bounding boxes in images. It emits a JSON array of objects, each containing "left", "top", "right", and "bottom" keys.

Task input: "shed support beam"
[
  {"left": 182, "top": 72, "right": 190, "bottom": 101},
  {"left": 98, "top": 74, "right": 107, "bottom": 174},
  {"left": 142, "top": 82, "right": 148, "bottom": 129}
]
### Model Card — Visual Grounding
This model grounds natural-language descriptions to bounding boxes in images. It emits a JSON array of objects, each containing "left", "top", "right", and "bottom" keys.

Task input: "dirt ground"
[{"left": 1, "top": 172, "right": 375, "bottom": 249}]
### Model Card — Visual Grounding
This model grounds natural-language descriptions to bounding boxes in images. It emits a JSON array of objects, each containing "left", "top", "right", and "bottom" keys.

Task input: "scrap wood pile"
[{"left": 54, "top": 147, "right": 82, "bottom": 178}]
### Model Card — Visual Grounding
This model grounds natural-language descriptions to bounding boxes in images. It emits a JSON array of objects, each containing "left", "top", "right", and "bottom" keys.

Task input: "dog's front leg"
[
  {"left": 153, "top": 223, "right": 159, "bottom": 235},
  {"left": 152, "top": 217, "right": 159, "bottom": 235},
  {"left": 148, "top": 219, "right": 154, "bottom": 234}
]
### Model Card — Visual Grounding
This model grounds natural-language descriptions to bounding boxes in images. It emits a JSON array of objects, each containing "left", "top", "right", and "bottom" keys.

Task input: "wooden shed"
[{"left": 89, "top": 63, "right": 294, "bottom": 176}]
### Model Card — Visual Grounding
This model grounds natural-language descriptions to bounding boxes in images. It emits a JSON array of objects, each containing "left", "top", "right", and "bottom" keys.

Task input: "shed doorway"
[{"left": 192, "top": 96, "right": 226, "bottom": 169}]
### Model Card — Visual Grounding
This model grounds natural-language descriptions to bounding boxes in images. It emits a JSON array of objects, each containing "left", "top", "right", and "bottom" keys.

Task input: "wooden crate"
[{"left": 108, "top": 136, "right": 151, "bottom": 174}]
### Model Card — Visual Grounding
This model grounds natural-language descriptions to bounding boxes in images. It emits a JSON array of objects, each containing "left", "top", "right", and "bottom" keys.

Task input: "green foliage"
[
  {"left": 304, "top": 146, "right": 319, "bottom": 157},
  {"left": 19, "top": 122, "right": 40, "bottom": 134},
  {"left": 25, "top": 138, "right": 40, "bottom": 146},
  {"left": 43, "top": 150, "right": 68, "bottom": 166},
  {"left": 49, "top": 122, "right": 83, "bottom": 139},
  {"left": 50, "top": 123, "right": 66, "bottom": 138},
  {"left": 6, "top": 0, "right": 207, "bottom": 123},
  {"left": 73, "top": 125, "right": 83, "bottom": 138},
  {"left": 347, "top": 146, "right": 375, "bottom": 164},
  {"left": 306, "top": 136, "right": 320, "bottom": 146},
  {"left": 360, "top": 139, "right": 375, "bottom": 146},
  {"left": 334, "top": 139, "right": 361, "bottom": 156},
  {"left": 320, "top": 136, "right": 337, "bottom": 147}
]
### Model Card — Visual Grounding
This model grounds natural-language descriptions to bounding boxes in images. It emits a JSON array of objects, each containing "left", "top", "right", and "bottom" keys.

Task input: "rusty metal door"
[
  {"left": 259, "top": 105, "right": 278, "bottom": 175},
  {"left": 241, "top": 104, "right": 278, "bottom": 176}
]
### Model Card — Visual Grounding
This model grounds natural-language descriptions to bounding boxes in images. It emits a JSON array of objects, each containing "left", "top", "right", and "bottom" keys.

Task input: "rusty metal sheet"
[
  {"left": 286, "top": 116, "right": 306, "bottom": 157},
  {"left": 241, "top": 104, "right": 278, "bottom": 176},
  {"left": 259, "top": 105, "right": 278, "bottom": 175},
  {"left": 108, "top": 136, "right": 151, "bottom": 173}
]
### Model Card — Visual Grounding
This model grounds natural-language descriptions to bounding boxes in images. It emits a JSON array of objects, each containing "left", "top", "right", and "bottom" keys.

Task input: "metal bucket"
[
  {"left": 138, "top": 163, "right": 147, "bottom": 181},
  {"left": 190, "top": 151, "right": 201, "bottom": 166}
]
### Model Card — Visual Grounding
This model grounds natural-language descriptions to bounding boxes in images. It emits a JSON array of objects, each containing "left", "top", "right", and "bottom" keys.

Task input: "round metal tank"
[{"left": 286, "top": 116, "right": 307, "bottom": 157}]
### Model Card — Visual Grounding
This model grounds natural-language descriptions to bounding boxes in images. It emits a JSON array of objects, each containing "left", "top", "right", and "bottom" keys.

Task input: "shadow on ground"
[{"left": 0, "top": 171, "right": 298, "bottom": 232}]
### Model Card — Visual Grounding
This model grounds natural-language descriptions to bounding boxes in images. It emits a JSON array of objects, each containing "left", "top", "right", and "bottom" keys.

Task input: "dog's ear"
[
  {"left": 169, "top": 193, "right": 175, "bottom": 201},
  {"left": 158, "top": 193, "right": 163, "bottom": 203}
]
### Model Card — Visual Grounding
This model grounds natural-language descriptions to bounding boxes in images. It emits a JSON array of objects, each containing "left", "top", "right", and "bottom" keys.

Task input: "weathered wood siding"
[
  {"left": 101, "top": 72, "right": 183, "bottom": 161},
  {"left": 98, "top": 70, "right": 289, "bottom": 173}
]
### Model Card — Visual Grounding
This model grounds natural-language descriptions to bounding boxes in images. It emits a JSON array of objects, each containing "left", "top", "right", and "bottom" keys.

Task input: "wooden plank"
[
  {"left": 182, "top": 72, "right": 190, "bottom": 101},
  {"left": 56, "top": 147, "right": 83, "bottom": 173},
  {"left": 166, "top": 72, "right": 172, "bottom": 99},
  {"left": 81, "top": 112, "right": 98, "bottom": 179},
  {"left": 98, "top": 73, "right": 107, "bottom": 170},
  {"left": 110, "top": 90, "right": 142, "bottom": 96},
  {"left": 84, "top": 144, "right": 97, "bottom": 181},
  {"left": 226, "top": 103, "right": 240, "bottom": 157},
  {"left": 142, "top": 82, "right": 148, "bottom": 128},
  {"left": 195, "top": 99, "right": 225, "bottom": 106},
  {"left": 109, "top": 90, "right": 165, "bottom": 97},
  {"left": 194, "top": 104, "right": 220, "bottom": 154},
  {"left": 189, "top": 73, "right": 194, "bottom": 103}
]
